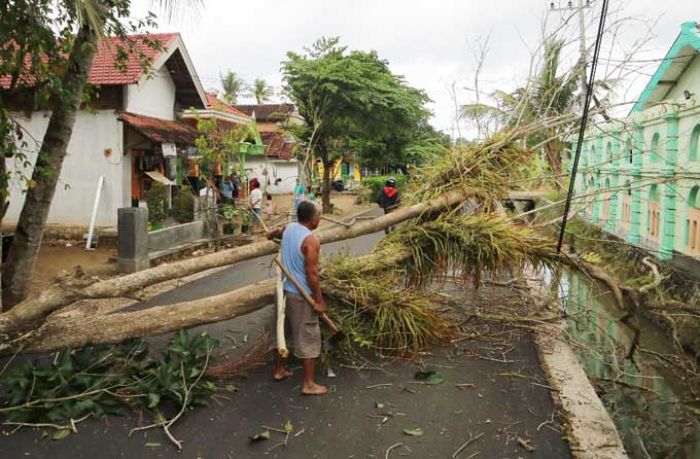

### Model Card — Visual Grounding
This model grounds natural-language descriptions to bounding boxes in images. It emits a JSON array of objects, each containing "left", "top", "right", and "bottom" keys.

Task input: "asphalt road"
[{"left": 1, "top": 211, "right": 571, "bottom": 458}]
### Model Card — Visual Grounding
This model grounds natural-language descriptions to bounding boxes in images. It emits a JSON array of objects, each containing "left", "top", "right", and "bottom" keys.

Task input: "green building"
[{"left": 576, "top": 21, "right": 700, "bottom": 263}]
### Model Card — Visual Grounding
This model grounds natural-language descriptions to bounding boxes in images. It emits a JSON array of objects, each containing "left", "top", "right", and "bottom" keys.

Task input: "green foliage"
[
  {"left": 0, "top": 331, "right": 218, "bottom": 428},
  {"left": 282, "top": 37, "right": 432, "bottom": 204},
  {"left": 172, "top": 187, "right": 195, "bottom": 223},
  {"left": 146, "top": 182, "right": 169, "bottom": 225}
]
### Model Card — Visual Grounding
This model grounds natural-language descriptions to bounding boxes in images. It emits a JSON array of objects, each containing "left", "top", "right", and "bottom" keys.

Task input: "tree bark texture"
[
  {"left": 2, "top": 24, "right": 99, "bottom": 309},
  {"left": 4, "top": 280, "right": 275, "bottom": 354},
  {"left": 321, "top": 155, "right": 332, "bottom": 214},
  {"left": 3, "top": 245, "right": 414, "bottom": 354},
  {"left": 0, "top": 188, "right": 473, "bottom": 335}
]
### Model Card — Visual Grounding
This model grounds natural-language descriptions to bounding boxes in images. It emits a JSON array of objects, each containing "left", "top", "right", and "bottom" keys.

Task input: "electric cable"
[{"left": 557, "top": 0, "right": 610, "bottom": 252}]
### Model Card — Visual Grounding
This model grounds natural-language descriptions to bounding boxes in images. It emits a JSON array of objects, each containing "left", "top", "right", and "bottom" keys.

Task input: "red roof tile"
[
  {"left": 118, "top": 111, "right": 197, "bottom": 144},
  {"left": 261, "top": 131, "right": 297, "bottom": 159},
  {"left": 89, "top": 33, "right": 178, "bottom": 85},
  {"left": 1, "top": 33, "right": 178, "bottom": 89},
  {"left": 204, "top": 92, "right": 251, "bottom": 119}
]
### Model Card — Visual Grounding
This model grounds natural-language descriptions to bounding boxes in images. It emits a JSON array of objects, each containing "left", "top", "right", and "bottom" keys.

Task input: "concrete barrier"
[{"left": 148, "top": 220, "right": 210, "bottom": 262}]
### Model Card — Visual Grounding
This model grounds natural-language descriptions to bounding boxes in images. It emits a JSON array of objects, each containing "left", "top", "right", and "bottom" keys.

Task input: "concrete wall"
[
  {"left": 5, "top": 110, "right": 127, "bottom": 227},
  {"left": 125, "top": 66, "right": 176, "bottom": 120},
  {"left": 245, "top": 155, "right": 299, "bottom": 194},
  {"left": 148, "top": 220, "right": 206, "bottom": 256}
]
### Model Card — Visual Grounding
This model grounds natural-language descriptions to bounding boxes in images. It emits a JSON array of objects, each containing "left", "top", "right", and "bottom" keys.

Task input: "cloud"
[{"left": 135, "top": 0, "right": 698, "bottom": 137}]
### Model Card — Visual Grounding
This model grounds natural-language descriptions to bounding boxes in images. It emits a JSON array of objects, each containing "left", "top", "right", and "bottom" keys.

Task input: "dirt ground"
[
  {"left": 28, "top": 245, "right": 117, "bottom": 296},
  {"left": 24, "top": 192, "right": 370, "bottom": 296}
]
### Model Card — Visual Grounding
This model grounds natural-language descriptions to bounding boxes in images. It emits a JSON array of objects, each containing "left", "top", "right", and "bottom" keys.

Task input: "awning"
[
  {"left": 145, "top": 171, "right": 175, "bottom": 186},
  {"left": 118, "top": 111, "right": 198, "bottom": 144}
]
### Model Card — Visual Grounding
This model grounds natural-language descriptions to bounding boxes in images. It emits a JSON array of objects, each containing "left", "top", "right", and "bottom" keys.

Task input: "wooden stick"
[{"left": 272, "top": 257, "right": 340, "bottom": 334}]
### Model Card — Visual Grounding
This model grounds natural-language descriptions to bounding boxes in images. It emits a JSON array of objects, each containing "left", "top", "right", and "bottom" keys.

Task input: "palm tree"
[
  {"left": 461, "top": 38, "right": 580, "bottom": 189},
  {"left": 251, "top": 78, "right": 273, "bottom": 104},
  {"left": 220, "top": 70, "right": 244, "bottom": 104}
]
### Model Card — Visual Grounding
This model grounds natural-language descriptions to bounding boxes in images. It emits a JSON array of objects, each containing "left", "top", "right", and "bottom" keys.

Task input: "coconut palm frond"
[{"left": 382, "top": 214, "right": 557, "bottom": 289}]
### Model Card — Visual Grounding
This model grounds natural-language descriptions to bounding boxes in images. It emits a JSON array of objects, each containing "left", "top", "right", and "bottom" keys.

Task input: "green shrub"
[
  {"left": 359, "top": 175, "right": 407, "bottom": 204},
  {"left": 173, "top": 187, "right": 195, "bottom": 223},
  {"left": 146, "top": 182, "right": 169, "bottom": 225}
]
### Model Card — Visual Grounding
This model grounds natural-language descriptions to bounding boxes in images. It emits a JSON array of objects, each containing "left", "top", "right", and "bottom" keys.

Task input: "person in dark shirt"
[{"left": 376, "top": 177, "right": 400, "bottom": 233}]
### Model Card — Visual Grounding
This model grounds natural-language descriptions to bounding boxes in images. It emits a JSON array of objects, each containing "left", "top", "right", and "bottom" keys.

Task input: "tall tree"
[
  {"left": 219, "top": 70, "right": 244, "bottom": 104},
  {"left": 1, "top": 0, "right": 195, "bottom": 309},
  {"left": 282, "top": 37, "right": 430, "bottom": 213},
  {"left": 250, "top": 78, "right": 273, "bottom": 104},
  {"left": 461, "top": 39, "right": 580, "bottom": 189}
]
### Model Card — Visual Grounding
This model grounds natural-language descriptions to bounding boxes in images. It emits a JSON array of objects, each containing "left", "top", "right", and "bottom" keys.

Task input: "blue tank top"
[{"left": 281, "top": 222, "right": 313, "bottom": 294}]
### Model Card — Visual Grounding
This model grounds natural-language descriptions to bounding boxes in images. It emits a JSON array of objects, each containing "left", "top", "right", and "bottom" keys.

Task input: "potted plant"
[
  {"left": 146, "top": 182, "right": 169, "bottom": 231},
  {"left": 219, "top": 204, "right": 238, "bottom": 235},
  {"left": 240, "top": 208, "right": 252, "bottom": 235}
]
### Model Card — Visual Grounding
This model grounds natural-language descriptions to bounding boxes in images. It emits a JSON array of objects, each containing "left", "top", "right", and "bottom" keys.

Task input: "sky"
[{"left": 132, "top": 0, "right": 698, "bottom": 138}]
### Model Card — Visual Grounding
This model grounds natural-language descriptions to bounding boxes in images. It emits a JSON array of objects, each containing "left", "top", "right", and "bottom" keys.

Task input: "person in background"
[
  {"left": 376, "top": 177, "right": 400, "bottom": 233},
  {"left": 293, "top": 179, "right": 306, "bottom": 209},
  {"left": 221, "top": 175, "right": 234, "bottom": 203},
  {"left": 249, "top": 180, "right": 263, "bottom": 234},
  {"left": 231, "top": 172, "right": 241, "bottom": 199},
  {"left": 264, "top": 192, "right": 274, "bottom": 215}
]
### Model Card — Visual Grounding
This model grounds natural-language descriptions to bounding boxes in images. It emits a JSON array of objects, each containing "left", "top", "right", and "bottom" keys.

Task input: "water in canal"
[{"left": 552, "top": 269, "right": 700, "bottom": 458}]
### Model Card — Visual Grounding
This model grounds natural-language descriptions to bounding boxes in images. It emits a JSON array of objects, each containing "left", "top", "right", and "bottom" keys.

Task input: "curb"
[{"left": 535, "top": 321, "right": 628, "bottom": 459}]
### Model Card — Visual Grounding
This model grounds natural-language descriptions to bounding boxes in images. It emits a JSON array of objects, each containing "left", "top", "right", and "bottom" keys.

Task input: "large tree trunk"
[
  {"left": 0, "top": 189, "right": 473, "bottom": 335},
  {"left": 3, "top": 246, "right": 414, "bottom": 354},
  {"left": 6, "top": 280, "right": 275, "bottom": 354},
  {"left": 321, "top": 155, "right": 332, "bottom": 214},
  {"left": 2, "top": 23, "right": 100, "bottom": 309}
]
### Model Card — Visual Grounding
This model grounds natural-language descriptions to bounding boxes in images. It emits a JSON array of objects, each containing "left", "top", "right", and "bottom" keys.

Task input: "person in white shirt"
[{"left": 249, "top": 180, "right": 263, "bottom": 233}]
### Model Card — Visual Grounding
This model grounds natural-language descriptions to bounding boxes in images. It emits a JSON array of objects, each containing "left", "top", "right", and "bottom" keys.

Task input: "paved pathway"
[{"left": 1, "top": 210, "right": 571, "bottom": 458}]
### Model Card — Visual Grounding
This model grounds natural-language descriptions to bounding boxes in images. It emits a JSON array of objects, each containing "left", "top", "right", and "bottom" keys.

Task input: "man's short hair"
[{"left": 297, "top": 201, "right": 317, "bottom": 222}]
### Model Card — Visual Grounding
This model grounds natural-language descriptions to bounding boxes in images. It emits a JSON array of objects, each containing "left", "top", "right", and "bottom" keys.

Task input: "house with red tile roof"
[
  {"left": 3, "top": 33, "right": 207, "bottom": 230},
  {"left": 232, "top": 103, "right": 302, "bottom": 194}
]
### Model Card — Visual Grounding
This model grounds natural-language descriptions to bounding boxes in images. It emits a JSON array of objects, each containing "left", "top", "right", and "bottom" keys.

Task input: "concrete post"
[
  {"left": 607, "top": 129, "right": 621, "bottom": 232},
  {"left": 629, "top": 124, "right": 644, "bottom": 245},
  {"left": 660, "top": 113, "right": 679, "bottom": 260},
  {"left": 117, "top": 207, "right": 149, "bottom": 273}
]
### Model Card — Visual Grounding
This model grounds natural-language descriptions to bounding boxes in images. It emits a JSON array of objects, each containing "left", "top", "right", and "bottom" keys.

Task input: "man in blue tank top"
[{"left": 266, "top": 201, "right": 327, "bottom": 395}]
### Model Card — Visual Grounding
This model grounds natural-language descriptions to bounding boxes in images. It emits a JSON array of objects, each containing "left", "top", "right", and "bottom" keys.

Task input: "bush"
[
  {"left": 359, "top": 175, "right": 407, "bottom": 204},
  {"left": 146, "top": 182, "right": 169, "bottom": 225},
  {"left": 172, "top": 187, "right": 195, "bottom": 223}
]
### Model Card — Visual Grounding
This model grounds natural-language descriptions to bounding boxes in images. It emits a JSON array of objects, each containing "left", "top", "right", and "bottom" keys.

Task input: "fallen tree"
[{"left": 0, "top": 188, "right": 473, "bottom": 336}]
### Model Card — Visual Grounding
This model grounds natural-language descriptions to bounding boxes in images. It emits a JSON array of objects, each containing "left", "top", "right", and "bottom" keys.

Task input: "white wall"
[
  {"left": 125, "top": 66, "right": 176, "bottom": 119},
  {"left": 666, "top": 55, "right": 700, "bottom": 101},
  {"left": 5, "top": 110, "right": 126, "bottom": 227},
  {"left": 245, "top": 156, "right": 299, "bottom": 194}
]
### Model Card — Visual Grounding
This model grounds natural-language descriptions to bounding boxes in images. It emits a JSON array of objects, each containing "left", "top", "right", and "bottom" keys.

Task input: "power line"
[{"left": 557, "top": 0, "right": 610, "bottom": 252}]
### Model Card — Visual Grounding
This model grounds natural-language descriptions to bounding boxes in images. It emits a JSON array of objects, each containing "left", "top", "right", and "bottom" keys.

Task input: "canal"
[{"left": 554, "top": 268, "right": 700, "bottom": 458}]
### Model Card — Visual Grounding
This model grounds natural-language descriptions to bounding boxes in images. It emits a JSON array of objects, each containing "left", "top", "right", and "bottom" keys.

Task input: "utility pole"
[{"left": 550, "top": 0, "right": 593, "bottom": 108}]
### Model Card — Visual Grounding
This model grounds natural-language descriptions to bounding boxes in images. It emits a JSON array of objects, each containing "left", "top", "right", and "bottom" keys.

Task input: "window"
[
  {"left": 624, "top": 138, "right": 632, "bottom": 164},
  {"left": 647, "top": 184, "right": 660, "bottom": 241},
  {"left": 622, "top": 180, "right": 632, "bottom": 227},
  {"left": 687, "top": 186, "right": 700, "bottom": 256},
  {"left": 605, "top": 141, "right": 613, "bottom": 163},
  {"left": 690, "top": 125, "right": 700, "bottom": 162},
  {"left": 650, "top": 132, "right": 660, "bottom": 163},
  {"left": 590, "top": 145, "right": 596, "bottom": 166}
]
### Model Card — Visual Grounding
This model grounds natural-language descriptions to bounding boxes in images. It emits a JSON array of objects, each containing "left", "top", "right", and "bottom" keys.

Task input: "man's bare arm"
[{"left": 301, "top": 235, "right": 325, "bottom": 313}]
